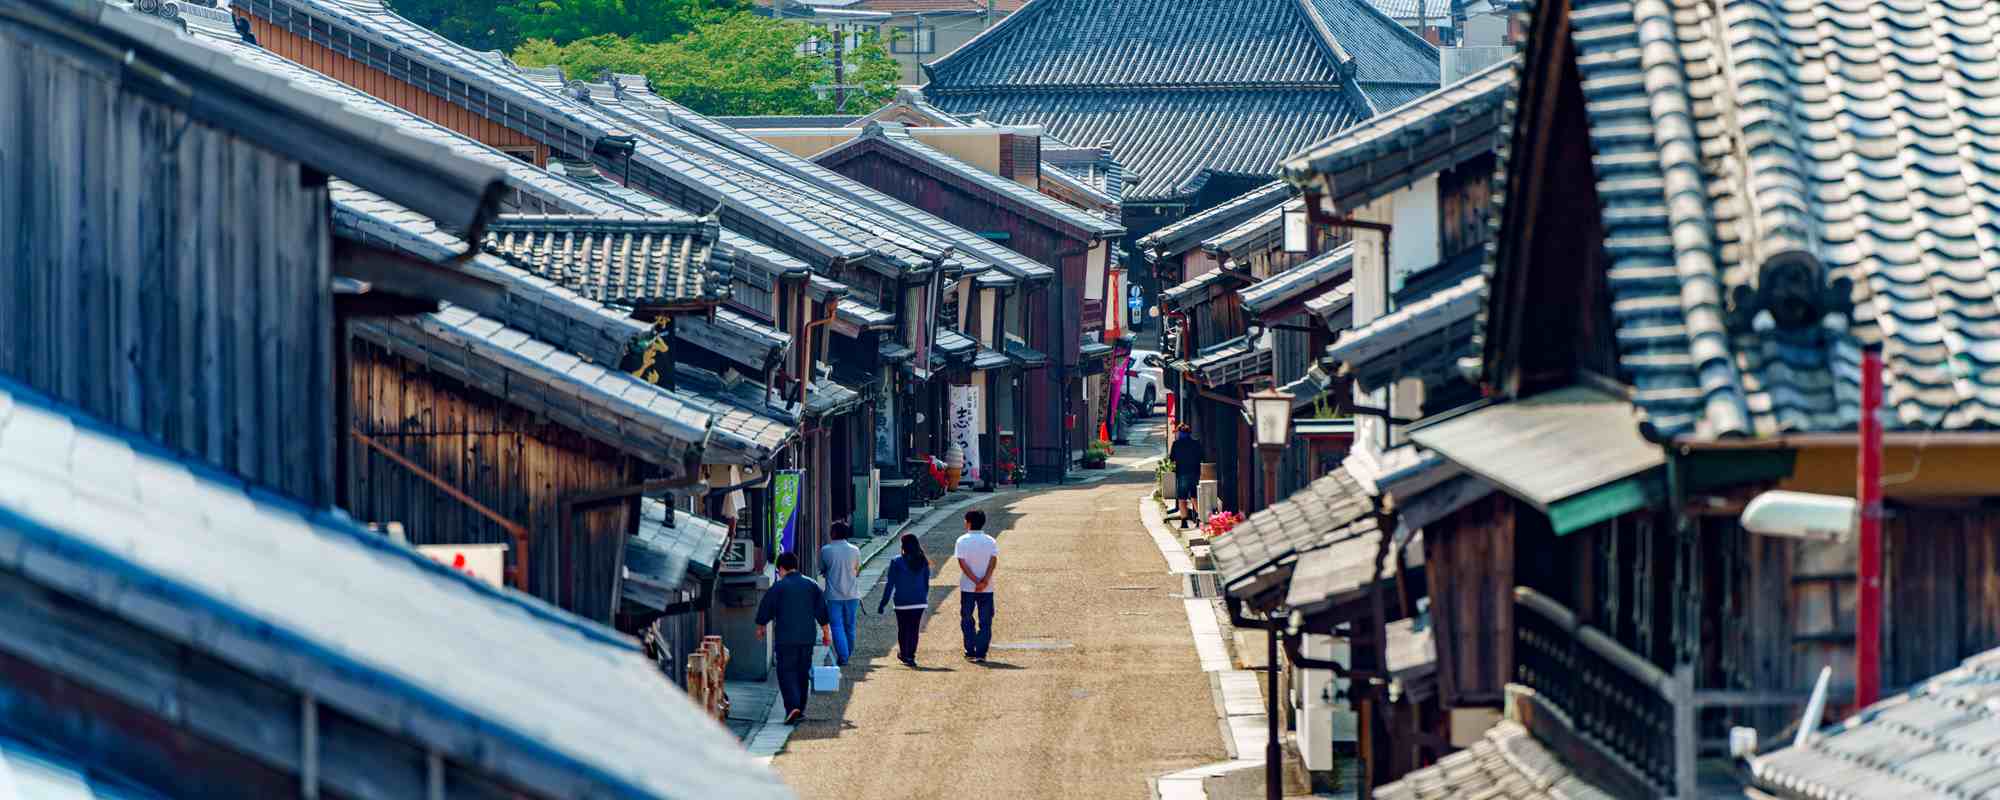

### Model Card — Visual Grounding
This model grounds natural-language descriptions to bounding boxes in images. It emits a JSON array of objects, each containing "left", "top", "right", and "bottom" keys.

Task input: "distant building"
[
  {"left": 759, "top": 0, "right": 1023, "bottom": 85},
  {"left": 916, "top": 0, "right": 1440, "bottom": 303}
]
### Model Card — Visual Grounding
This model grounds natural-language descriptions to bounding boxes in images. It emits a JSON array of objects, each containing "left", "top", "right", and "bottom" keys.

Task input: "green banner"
[{"left": 772, "top": 469, "right": 803, "bottom": 555}]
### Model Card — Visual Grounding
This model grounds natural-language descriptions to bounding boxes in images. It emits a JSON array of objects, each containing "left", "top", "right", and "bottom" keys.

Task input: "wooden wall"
[
  {"left": 1424, "top": 494, "right": 1516, "bottom": 708},
  {"left": 348, "top": 341, "right": 639, "bottom": 622},
  {"left": 0, "top": 29, "right": 336, "bottom": 506},
  {"left": 238, "top": 12, "right": 547, "bottom": 166}
]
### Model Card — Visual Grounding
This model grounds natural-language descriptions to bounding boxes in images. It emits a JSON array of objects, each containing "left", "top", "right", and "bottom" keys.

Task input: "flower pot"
[{"left": 1158, "top": 471, "right": 1176, "bottom": 499}]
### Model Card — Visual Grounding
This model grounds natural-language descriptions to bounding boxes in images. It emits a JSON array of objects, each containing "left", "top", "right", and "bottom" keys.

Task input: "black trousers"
[
  {"left": 774, "top": 643, "right": 814, "bottom": 714},
  {"left": 960, "top": 592, "right": 995, "bottom": 658},
  {"left": 894, "top": 608, "right": 924, "bottom": 660}
]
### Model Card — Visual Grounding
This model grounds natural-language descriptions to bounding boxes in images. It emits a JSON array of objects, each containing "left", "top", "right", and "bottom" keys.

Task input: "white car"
[{"left": 1122, "top": 349, "right": 1165, "bottom": 415}]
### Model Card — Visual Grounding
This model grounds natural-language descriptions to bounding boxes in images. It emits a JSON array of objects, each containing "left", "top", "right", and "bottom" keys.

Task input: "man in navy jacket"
[{"left": 756, "top": 551, "right": 831, "bottom": 724}]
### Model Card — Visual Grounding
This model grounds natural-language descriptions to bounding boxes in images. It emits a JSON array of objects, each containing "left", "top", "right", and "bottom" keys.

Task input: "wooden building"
[
  {"left": 815, "top": 123, "right": 1125, "bottom": 481},
  {"left": 0, "top": 376, "right": 789, "bottom": 799},
  {"left": 0, "top": 0, "right": 505, "bottom": 511}
]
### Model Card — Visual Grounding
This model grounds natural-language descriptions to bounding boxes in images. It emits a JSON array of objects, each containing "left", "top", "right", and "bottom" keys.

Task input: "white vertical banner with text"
[{"left": 948, "top": 384, "right": 981, "bottom": 483}]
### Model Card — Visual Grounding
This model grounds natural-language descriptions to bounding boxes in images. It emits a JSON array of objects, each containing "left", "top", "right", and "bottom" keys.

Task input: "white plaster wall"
[{"left": 1389, "top": 175, "right": 1441, "bottom": 296}]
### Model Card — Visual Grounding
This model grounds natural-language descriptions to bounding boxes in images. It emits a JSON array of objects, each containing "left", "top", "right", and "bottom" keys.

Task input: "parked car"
[{"left": 1123, "top": 350, "right": 1165, "bottom": 415}]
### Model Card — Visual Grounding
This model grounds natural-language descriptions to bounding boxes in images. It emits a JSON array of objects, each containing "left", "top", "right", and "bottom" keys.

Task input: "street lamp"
[{"left": 1245, "top": 385, "right": 1292, "bottom": 800}]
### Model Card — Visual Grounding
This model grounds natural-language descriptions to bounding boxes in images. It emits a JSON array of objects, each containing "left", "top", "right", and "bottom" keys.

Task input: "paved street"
[{"left": 771, "top": 447, "right": 1223, "bottom": 799}]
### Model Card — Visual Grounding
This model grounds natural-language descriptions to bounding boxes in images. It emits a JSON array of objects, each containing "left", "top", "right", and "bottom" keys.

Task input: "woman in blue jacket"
[{"left": 876, "top": 533, "right": 932, "bottom": 666}]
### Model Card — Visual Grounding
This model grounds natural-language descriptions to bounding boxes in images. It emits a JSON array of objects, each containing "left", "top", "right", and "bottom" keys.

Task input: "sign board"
[
  {"left": 719, "top": 539, "right": 756, "bottom": 574},
  {"left": 1127, "top": 285, "right": 1143, "bottom": 313},
  {"left": 948, "top": 384, "right": 981, "bottom": 482},
  {"left": 417, "top": 544, "right": 507, "bottom": 587},
  {"left": 772, "top": 469, "right": 804, "bottom": 554}
]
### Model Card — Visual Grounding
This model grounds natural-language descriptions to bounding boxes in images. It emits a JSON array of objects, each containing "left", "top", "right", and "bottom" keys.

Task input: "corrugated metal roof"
[
  {"left": 1508, "top": 0, "right": 2000, "bottom": 437},
  {"left": 1753, "top": 646, "right": 2000, "bottom": 800},
  {"left": 0, "top": 377, "right": 790, "bottom": 800},
  {"left": 1409, "top": 385, "right": 1663, "bottom": 511}
]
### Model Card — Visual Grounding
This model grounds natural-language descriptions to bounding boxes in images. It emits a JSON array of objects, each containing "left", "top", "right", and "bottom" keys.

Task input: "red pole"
[{"left": 1857, "top": 347, "right": 1883, "bottom": 709}]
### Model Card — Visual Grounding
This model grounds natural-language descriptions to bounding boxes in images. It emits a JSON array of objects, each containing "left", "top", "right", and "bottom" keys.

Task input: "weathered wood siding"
[
  {"left": 348, "top": 341, "right": 638, "bottom": 621},
  {"left": 237, "top": 12, "right": 547, "bottom": 166},
  {"left": 1423, "top": 494, "right": 1516, "bottom": 707},
  {"left": 0, "top": 27, "right": 335, "bottom": 506}
]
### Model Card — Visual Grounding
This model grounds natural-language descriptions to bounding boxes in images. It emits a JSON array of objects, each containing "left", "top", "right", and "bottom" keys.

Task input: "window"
[
  {"left": 892, "top": 25, "right": 935, "bottom": 54},
  {"left": 498, "top": 146, "right": 537, "bottom": 165}
]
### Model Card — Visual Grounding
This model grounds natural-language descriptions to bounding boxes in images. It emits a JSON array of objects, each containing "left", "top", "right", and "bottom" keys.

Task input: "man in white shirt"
[{"left": 953, "top": 509, "right": 999, "bottom": 663}]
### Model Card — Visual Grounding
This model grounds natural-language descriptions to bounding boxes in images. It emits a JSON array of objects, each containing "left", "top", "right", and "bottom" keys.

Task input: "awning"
[
  {"left": 1328, "top": 273, "right": 1485, "bottom": 392},
  {"left": 972, "top": 345, "right": 1012, "bottom": 371},
  {"left": 1182, "top": 335, "right": 1274, "bottom": 386},
  {"left": 1214, "top": 467, "right": 1376, "bottom": 600},
  {"left": 1005, "top": 338, "right": 1049, "bottom": 368},
  {"left": 1282, "top": 517, "right": 1424, "bottom": 624},
  {"left": 1410, "top": 385, "right": 1665, "bottom": 535},
  {"left": 622, "top": 501, "right": 731, "bottom": 612}
]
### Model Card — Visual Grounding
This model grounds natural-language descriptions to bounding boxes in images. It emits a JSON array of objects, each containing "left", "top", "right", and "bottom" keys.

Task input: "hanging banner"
[
  {"left": 948, "top": 384, "right": 981, "bottom": 483},
  {"left": 772, "top": 469, "right": 804, "bottom": 555}
]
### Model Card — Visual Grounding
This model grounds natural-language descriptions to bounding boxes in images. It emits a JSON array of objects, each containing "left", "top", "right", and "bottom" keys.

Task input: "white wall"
[{"left": 1388, "top": 175, "right": 1441, "bottom": 296}]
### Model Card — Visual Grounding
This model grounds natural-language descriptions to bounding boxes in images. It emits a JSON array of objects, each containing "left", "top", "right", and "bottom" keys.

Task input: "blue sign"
[{"left": 1127, "top": 286, "right": 1143, "bottom": 313}]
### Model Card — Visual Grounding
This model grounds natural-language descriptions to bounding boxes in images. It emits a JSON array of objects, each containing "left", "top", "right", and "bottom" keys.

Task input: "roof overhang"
[{"left": 1411, "top": 385, "right": 1665, "bottom": 535}]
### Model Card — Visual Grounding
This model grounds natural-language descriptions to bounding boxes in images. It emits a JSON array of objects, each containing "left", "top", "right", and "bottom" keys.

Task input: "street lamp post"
[{"left": 1246, "top": 387, "right": 1294, "bottom": 800}]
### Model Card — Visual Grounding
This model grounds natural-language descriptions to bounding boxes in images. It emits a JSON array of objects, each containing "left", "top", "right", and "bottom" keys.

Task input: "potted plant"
[
  {"left": 1202, "top": 511, "right": 1244, "bottom": 538},
  {"left": 1082, "top": 439, "right": 1112, "bottom": 469},
  {"left": 1154, "top": 459, "right": 1176, "bottom": 500}
]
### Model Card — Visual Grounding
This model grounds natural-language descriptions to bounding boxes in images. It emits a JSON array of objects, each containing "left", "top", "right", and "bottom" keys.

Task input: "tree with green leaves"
[
  {"left": 502, "top": 0, "right": 750, "bottom": 45},
  {"left": 385, "top": 0, "right": 518, "bottom": 51},
  {"left": 513, "top": 14, "right": 902, "bottom": 117}
]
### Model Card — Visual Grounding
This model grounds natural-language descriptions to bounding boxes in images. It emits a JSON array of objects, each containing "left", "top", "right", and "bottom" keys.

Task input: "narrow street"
[{"left": 772, "top": 447, "right": 1224, "bottom": 799}]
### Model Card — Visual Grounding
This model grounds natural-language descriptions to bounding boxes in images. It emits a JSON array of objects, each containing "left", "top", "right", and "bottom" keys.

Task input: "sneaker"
[
  {"left": 973, "top": 655, "right": 987, "bottom": 664},
  {"left": 784, "top": 709, "right": 804, "bottom": 725},
  {"left": 898, "top": 656, "right": 917, "bottom": 667}
]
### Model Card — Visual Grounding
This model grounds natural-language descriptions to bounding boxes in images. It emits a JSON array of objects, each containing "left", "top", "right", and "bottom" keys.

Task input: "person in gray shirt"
[{"left": 818, "top": 521, "right": 863, "bottom": 666}]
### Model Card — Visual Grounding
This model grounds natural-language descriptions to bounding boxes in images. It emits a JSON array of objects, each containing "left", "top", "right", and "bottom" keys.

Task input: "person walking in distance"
[
  {"left": 819, "top": 521, "right": 863, "bottom": 666},
  {"left": 954, "top": 509, "right": 999, "bottom": 662},
  {"left": 755, "top": 551, "right": 831, "bottom": 725},
  {"left": 876, "top": 533, "right": 932, "bottom": 666},
  {"left": 1169, "top": 423, "right": 1205, "bottom": 529}
]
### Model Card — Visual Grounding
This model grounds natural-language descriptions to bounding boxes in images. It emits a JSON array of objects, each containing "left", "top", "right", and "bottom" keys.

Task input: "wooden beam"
[{"left": 332, "top": 238, "right": 505, "bottom": 318}]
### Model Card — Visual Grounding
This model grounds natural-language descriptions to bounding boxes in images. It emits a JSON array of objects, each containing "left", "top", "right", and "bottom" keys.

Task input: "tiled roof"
[
  {"left": 1138, "top": 180, "right": 1295, "bottom": 259},
  {"left": 806, "top": 376, "right": 866, "bottom": 417},
  {"left": 1283, "top": 56, "right": 1516, "bottom": 211},
  {"left": 928, "top": 89, "right": 1368, "bottom": 201},
  {"left": 1006, "top": 337, "right": 1050, "bottom": 367},
  {"left": 1282, "top": 516, "right": 1407, "bottom": 617},
  {"left": 353, "top": 305, "right": 720, "bottom": 463},
  {"left": 1202, "top": 199, "right": 1290, "bottom": 257},
  {"left": 624, "top": 500, "right": 732, "bottom": 609},
  {"left": 180, "top": 8, "right": 819, "bottom": 288},
  {"left": 926, "top": 0, "right": 1350, "bottom": 88},
  {"left": 1752, "top": 646, "right": 2000, "bottom": 799},
  {"left": 485, "top": 214, "right": 732, "bottom": 308},
  {"left": 1329, "top": 273, "right": 1485, "bottom": 391},
  {"left": 839, "top": 298, "right": 898, "bottom": 329},
  {"left": 0, "top": 734, "right": 158, "bottom": 799},
  {"left": 596, "top": 73, "right": 1057, "bottom": 281},
  {"left": 1376, "top": 720, "right": 1617, "bottom": 800},
  {"left": 822, "top": 123, "right": 1124, "bottom": 239},
  {"left": 1214, "top": 467, "right": 1376, "bottom": 592},
  {"left": 1307, "top": 281, "right": 1356, "bottom": 328},
  {"left": 1241, "top": 244, "right": 1356, "bottom": 317},
  {"left": 919, "top": 0, "right": 1436, "bottom": 200},
  {"left": 715, "top": 114, "right": 864, "bottom": 129},
  {"left": 1518, "top": 0, "right": 2000, "bottom": 436},
  {"left": 0, "top": 377, "right": 787, "bottom": 800},
  {"left": 329, "top": 182, "right": 787, "bottom": 465},
  {"left": 1182, "top": 336, "right": 1276, "bottom": 386},
  {"left": 1161, "top": 267, "right": 1252, "bottom": 311},
  {"left": 855, "top": 0, "right": 1026, "bottom": 13}
]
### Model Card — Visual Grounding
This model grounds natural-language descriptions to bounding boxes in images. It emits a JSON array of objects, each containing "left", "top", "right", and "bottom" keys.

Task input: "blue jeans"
[
  {"left": 828, "top": 599, "right": 860, "bottom": 664},
  {"left": 960, "top": 592, "right": 995, "bottom": 658}
]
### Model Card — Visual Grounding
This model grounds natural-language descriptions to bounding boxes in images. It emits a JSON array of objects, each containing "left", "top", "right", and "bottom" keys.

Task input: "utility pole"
[{"left": 833, "top": 28, "right": 847, "bottom": 113}]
